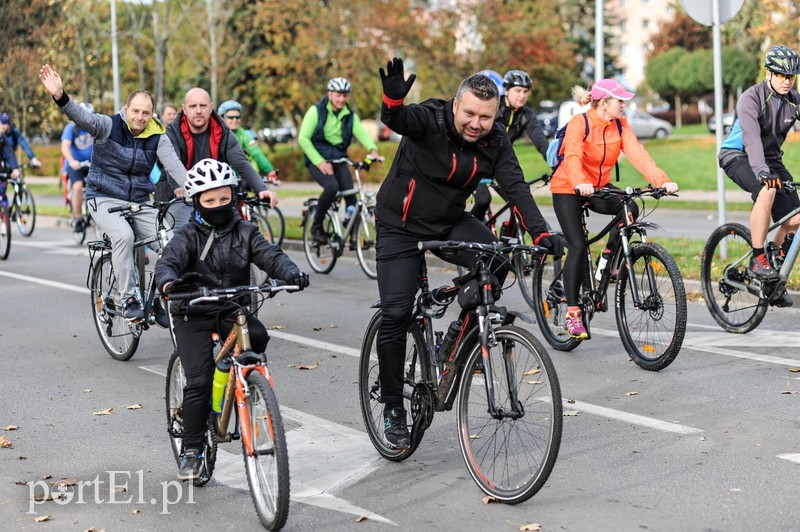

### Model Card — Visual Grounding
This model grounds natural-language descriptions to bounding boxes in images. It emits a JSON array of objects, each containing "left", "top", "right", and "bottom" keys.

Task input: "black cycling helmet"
[
  {"left": 502, "top": 70, "right": 533, "bottom": 90},
  {"left": 765, "top": 45, "right": 800, "bottom": 76}
]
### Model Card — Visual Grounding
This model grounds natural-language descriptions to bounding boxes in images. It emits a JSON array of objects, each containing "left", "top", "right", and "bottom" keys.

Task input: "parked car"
[
  {"left": 259, "top": 123, "right": 296, "bottom": 144},
  {"left": 624, "top": 109, "right": 672, "bottom": 139},
  {"left": 536, "top": 109, "right": 559, "bottom": 138},
  {"left": 708, "top": 112, "right": 735, "bottom": 135}
]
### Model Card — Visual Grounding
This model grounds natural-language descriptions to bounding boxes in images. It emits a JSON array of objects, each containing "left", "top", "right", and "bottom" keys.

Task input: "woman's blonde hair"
[{"left": 571, "top": 85, "right": 594, "bottom": 106}]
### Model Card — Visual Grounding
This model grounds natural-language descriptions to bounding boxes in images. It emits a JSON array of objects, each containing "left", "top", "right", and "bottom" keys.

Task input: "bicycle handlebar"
[
  {"left": 588, "top": 186, "right": 677, "bottom": 200},
  {"left": 237, "top": 193, "right": 274, "bottom": 209},
  {"left": 166, "top": 279, "right": 299, "bottom": 304},
  {"left": 106, "top": 197, "right": 187, "bottom": 215},
  {"left": 328, "top": 156, "right": 385, "bottom": 170}
]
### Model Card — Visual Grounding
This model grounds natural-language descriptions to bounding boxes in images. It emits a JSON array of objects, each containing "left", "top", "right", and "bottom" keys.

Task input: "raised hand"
[
  {"left": 379, "top": 57, "right": 416, "bottom": 101},
  {"left": 39, "top": 64, "right": 64, "bottom": 100}
]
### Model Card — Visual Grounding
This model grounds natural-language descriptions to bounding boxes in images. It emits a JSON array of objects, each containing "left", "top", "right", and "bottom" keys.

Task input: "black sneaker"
[
  {"left": 123, "top": 297, "right": 145, "bottom": 320},
  {"left": 177, "top": 448, "right": 202, "bottom": 480},
  {"left": 383, "top": 407, "right": 411, "bottom": 450},
  {"left": 749, "top": 254, "right": 780, "bottom": 280},
  {"left": 153, "top": 298, "right": 170, "bottom": 328},
  {"left": 311, "top": 224, "right": 328, "bottom": 245},
  {"left": 773, "top": 289, "right": 794, "bottom": 308},
  {"left": 73, "top": 219, "right": 85, "bottom": 233}
]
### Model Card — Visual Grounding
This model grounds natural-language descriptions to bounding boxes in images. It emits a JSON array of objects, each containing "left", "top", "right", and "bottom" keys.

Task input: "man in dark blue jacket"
[{"left": 0, "top": 113, "right": 41, "bottom": 169}]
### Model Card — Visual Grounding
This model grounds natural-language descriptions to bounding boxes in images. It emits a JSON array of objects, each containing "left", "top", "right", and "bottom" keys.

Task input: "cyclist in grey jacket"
[
  {"left": 718, "top": 45, "right": 800, "bottom": 306},
  {"left": 40, "top": 64, "right": 187, "bottom": 322}
]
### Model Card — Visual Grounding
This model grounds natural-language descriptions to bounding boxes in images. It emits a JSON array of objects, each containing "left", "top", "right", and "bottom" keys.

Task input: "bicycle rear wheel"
[
  {"left": 701, "top": 223, "right": 768, "bottom": 333},
  {"left": 165, "top": 350, "right": 217, "bottom": 486},
  {"left": 90, "top": 254, "right": 140, "bottom": 360},
  {"left": 0, "top": 206, "right": 10, "bottom": 260},
  {"left": 251, "top": 209, "right": 276, "bottom": 244},
  {"left": 359, "top": 310, "right": 424, "bottom": 461},
  {"left": 512, "top": 225, "right": 537, "bottom": 308},
  {"left": 615, "top": 242, "right": 687, "bottom": 371},
  {"left": 457, "top": 325, "right": 562, "bottom": 504},
  {"left": 302, "top": 204, "right": 337, "bottom": 274},
  {"left": 530, "top": 252, "right": 582, "bottom": 351},
  {"left": 242, "top": 371, "right": 290, "bottom": 531},
  {"left": 13, "top": 185, "right": 36, "bottom": 237},
  {"left": 355, "top": 207, "right": 378, "bottom": 279},
  {"left": 258, "top": 205, "right": 285, "bottom": 247}
]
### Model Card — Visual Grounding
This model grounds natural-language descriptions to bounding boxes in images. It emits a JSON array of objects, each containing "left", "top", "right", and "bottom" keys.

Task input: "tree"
[
  {"left": 649, "top": 10, "right": 711, "bottom": 57},
  {"left": 559, "top": 0, "right": 622, "bottom": 83},
  {"left": 645, "top": 47, "right": 687, "bottom": 125}
]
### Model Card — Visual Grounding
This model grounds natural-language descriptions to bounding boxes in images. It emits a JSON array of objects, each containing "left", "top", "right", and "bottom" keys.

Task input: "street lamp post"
[{"left": 111, "top": 0, "right": 120, "bottom": 111}]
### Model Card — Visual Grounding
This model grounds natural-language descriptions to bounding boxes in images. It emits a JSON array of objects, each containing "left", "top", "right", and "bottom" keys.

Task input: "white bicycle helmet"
[
  {"left": 327, "top": 77, "right": 352, "bottom": 93},
  {"left": 184, "top": 159, "right": 238, "bottom": 198},
  {"left": 217, "top": 99, "right": 242, "bottom": 117}
]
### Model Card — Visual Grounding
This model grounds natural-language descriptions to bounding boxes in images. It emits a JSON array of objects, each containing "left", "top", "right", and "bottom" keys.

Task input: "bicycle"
[
  {"left": 301, "top": 157, "right": 382, "bottom": 279},
  {"left": 0, "top": 163, "right": 37, "bottom": 237},
  {"left": 359, "top": 240, "right": 562, "bottom": 503},
  {"left": 238, "top": 193, "right": 285, "bottom": 315},
  {"left": 87, "top": 198, "right": 182, "bottom": 360},
  {"left": 61, "top": 159, "right": 94, "bottom": 245},
  {"left": 531, "top": 186, "right": 687, "bottom": 371},
  {"left": 701, "top": 180, "right": 800, "bottom": 333},
  {"left": 461, "top": 173, "right": 554, "bottom": 308},
  {"left": 0, "top": 202, "right": 9, "bottom": 260},
  {"left": 165, "top": 280, "right": 294, "bottom": 530}
]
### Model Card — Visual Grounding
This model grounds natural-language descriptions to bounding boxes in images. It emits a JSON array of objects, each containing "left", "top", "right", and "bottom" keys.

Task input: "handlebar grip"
[
  {"left": 107, "top": 205, "right": 129, "bottom": 214},
  {"left": 418, "top": 240, "right": 454, "bottom": 252}
]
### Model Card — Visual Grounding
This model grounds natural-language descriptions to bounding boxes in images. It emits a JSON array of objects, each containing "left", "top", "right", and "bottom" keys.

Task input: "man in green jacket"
[
  {"left": 218, "top": 100, "right": 278, "bottom": 183},
  {"left": 298, "top": 77, "right": 379, "bottom": 243}
]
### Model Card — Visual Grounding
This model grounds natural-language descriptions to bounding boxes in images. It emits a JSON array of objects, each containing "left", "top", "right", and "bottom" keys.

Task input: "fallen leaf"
[
  {"left": 520, "top": 524, "right": 542, "bottom": 532},
  {"left": 0, "top": 436, "right": 12, "bottom": 448},
  {"left": 84, "top": 528, "right": 108, "bottom": 532},
  {"left": 15, "top": 480, "right": 28, "bottom": 485},
  {"left": 41, "top": 475, "right": 52, "bottom": 480},
  {"left": 19, "top": 456, "right": 27, "bottom": 460},
  {"left": 563, "top": 410, "right": 580, "bottom": 417},
  {"left": 298, "top": 362, "right": 320, "bottom": 370},
  {"left": 126, "top": 404, "right": 143, "bottom": 410},
  {"left": 83, "top": 389, "right": 92, "bottom": 393},
  {"left": 526, "top": 380, "right": 543, "bottom": 385},
  {"left": 469, "top": 434, "right": 481, "bottom": 440},
  {"left": 566, "top": 398, "right": 575, "bottom": 404},
  {"left": 33, "top": 515, "right": 52, "bottom": 523},
  {"left": 92, "top": 408, "right": 114, "bottom": 416},
  {"left": 31, "top": 492, "right": 54, "bottom": 502},
  {"left": 625, "top": 391, "right": 638, "bottom": 396},
  {"left": 287, "top": 364, "right": 296, "bottom": 368},
  {"left": 329, "top": 324, "right": 338, "bottom": 328},
  {"left": 355, "top": 515, "right": 368, "bottom": 523},
  {"left": 789, "top": 368, "right": 800, "bottom": 373},
  {"left": 3, "top": 425, "right": 18, "bottom": 431},
  {"left": 268, "top": 325, "right": 285, "bottom": 330},
  {"left": 53, "top": 478, "right": 78, "bottom": 488},
  {"left": 698, "top": 436, "right": 707, "bottom": 442},
  {"left": 685, "top": 291, "right": 704, "bottom": 302},
  {"left": 730, "top": 487, "right": 741, "bottom": 492},
  {"left": 781, "top": 390, "right": 795, "bottom": 395},
  {"left": 312, "top": 326, "right": 323, "bottom": 331},
  {"left": 523, "top": 368, "right": 541, "bottom": 376},
  {"left": 481, "top": 495, "right": 499, "bottom": 504},
  {"left": 131, "top": 509, "right": 141, "bottom": 515}
]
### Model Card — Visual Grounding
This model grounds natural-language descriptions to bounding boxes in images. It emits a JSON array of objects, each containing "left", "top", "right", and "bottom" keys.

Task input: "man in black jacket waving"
[{"left": 374, "top": 57, "right": 562, "bottom": 450}]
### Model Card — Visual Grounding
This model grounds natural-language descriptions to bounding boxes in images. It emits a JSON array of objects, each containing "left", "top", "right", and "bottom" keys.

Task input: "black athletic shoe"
[
  {"left": 383, "top": 407, "right": 411, "bottom": 450},
  {"left": 177, "top": 448, "right": 202, "bottom": 480},
  {"left": 153, "top": 298, "right": 170, "bottom": 328}
]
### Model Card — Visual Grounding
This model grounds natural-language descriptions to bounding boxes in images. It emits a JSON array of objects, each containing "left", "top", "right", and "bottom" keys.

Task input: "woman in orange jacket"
[{"left": 550, "top": 79, "right": 679, "bottom": 339}]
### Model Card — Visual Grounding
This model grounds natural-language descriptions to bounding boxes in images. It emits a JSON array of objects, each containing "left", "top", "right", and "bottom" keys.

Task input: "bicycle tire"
[
  {"left": 242, "top": 371, "right": 290, "bottom": 531},
  {"left": 355, "top": 207, "right": 378, "bottom": 279},
  {"left": 90, "top": 254, "right": 140, "bottom": 360},
  {"left": 13, "top": 185, "right": 36, "bottom": 237},
  {"left": 615, "top": 242, "right": 687, "bottom": 371},
  {"left": 700, "top": 223, "right": 768, "bottom": 333},
  {"left": 302, "top": 204, "right": 337, "bottom": 274},
  {"left": 251, "top": 209, "right": 276, "bottom": 244},
  {"left": 530, "top": 253, "right": 582, "bottom": 351},
  {"left": 359, "top": 310, "right": 424, "bottom": 461},
  {"left": 260, "top": 205, "right": 285, "bottom": 248},
  {"left": 512, "top": 224, "right": 536, "bottom": 308},
  {"left": 165, "top": 350, "right": 217, "bottom": 487},
  {"left": 0, "top": 206, "right": 10, "bottom": 260},
  {"left": 457, "top": 325, "right": 562, "bottom": 504}
]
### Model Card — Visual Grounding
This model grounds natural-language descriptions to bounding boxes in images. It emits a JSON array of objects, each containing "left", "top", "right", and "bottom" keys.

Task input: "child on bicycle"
[
  {"left": 155, "top": 158, "right": 309, "bottom": 480},
  {"left": 550, "top": 79, "right": 678, "bottom": 339}
]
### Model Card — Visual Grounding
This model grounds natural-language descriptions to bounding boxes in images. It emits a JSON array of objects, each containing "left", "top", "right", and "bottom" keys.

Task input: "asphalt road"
[{"left": 2, "top": 221, "right": 800, "bottom": 531}]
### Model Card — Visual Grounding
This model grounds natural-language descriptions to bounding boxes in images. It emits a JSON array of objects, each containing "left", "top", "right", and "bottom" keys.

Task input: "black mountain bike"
[
  {"left": 531, "top": 186, "right": 687, "bottom": 371},
  {"left": 359, "top": 240, "right": 562, "bottom": 504},
  {"left": 1, "top": 163, "right": 37, "bottom": 237},
  {"left": 701, "top": 180, "right": 800, "bottom": 333}
]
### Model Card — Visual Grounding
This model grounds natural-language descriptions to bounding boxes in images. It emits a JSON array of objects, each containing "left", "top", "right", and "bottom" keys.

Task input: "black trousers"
[
  {"left": 307, "top": 163, "right": 356, "bottom": 226},
  {"left": 552, "top": 187, "right": 638, "bottom": 306},
  {"left": 375, "top": 216, "right": 507, "bottom": 410},
  {"left": 173, "top": 312, "right": 269, "bottom": 449}
]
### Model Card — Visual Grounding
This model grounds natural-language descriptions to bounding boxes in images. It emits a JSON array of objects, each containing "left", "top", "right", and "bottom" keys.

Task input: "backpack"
[{"left": 546, "top": 113, "right": 624, "bottom": 180}]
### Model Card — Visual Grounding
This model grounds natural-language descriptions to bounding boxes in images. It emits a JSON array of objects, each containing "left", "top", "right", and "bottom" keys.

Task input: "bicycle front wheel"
[
  {"left": 251, "top": 209, "right": 276, "bottom": 244},
  {"left": 701, "top": 223, "right": 768, "bottom": 333},
  {"left": 512, "top": 225, "right": 537, "bottom": 308},
  {"left": 14, "top": 185, "right": 36, "bottom": 237},
  {"left": 302, "top": 204, "right": 337, "bottom": 274},
  {"left": 615, "top": 242, "right": 687, "bottom": 371},
  {"left": 165, "top": 350, "right": 217, "bottom": 486},
  {"left": 0, "top": 206, "right": 10, "bottom": 260},
  {"left": 242, "top": 371, "right": 290, "bottom": 531},
  {"left": 457, "top": 325, "right": 562, "bottom": 504},
  {"left": 530, "top": 253, "right": 582, "bottom": 351},
  {"left": 89, "top": 254, "right": 140, "bottom": 360},
  {"left": 263, "top": 205, "right": 285, "bottom": 247},
  {"left": 359, "top": 310, "right": 425, "bottom": 461},
  {"left": 355, "top": 208, "right": 378, "bottom": 279}
]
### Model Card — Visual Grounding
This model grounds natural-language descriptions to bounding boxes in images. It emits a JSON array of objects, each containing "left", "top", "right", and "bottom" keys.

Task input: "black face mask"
[{"left": 196, "top": 201, "right": 234, "bottom": 228}]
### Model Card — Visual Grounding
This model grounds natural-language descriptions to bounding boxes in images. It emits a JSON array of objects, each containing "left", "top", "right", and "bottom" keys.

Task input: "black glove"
[
  {"left": 164, "top": 272, "right": 217, "bottom": 295},
  {"left": 286, "top": 271, "right": 309, "bottom": 291},
  {"left": 379, "top": 57, "right": 416, "bottom": 102},
  {"left": 758, "top": 172, "right": 782, "bottom": 190},
  {"left": 534, "top": 232, "right": 565, "bottom": 259}
]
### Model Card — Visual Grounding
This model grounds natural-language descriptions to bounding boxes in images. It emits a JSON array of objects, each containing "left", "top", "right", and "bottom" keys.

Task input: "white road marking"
[
  {"left": 777, "top": 453, "right": 800, "bottom": 464},
  {"left": 268, "top": 330, "right": 361, "bottom": 358},
  {"left": 139, "top": 364, "right": 394, "bottom": 525},
  {"left": 0, "top": 269, "right": 89, "bottom": 294},
  {"left": 564, "top": 399, "right": 703, "bottom": 435},
  {"left": 13, "top": 239, "right": 89, "bottom": 256}
]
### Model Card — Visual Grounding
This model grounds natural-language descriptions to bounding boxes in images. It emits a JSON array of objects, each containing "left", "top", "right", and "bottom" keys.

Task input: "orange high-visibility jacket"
[{"left": 550, "top": 107, "right": 670, "bottom": 194}]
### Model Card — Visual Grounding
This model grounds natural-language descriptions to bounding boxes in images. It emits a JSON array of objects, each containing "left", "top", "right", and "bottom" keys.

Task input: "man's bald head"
[{"left": 182, "top": 88, "right": 213, "bottom": 134}]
